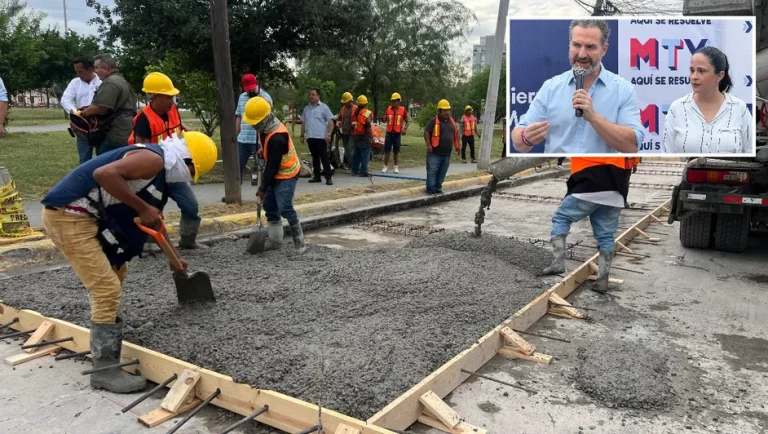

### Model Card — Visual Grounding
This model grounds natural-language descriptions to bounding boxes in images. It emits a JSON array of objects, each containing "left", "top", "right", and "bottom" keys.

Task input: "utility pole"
[
  {"left": 209, "top": 0, "right": 241, "bottom": 204},
  {"left": 476, "top": 0, "right": 509, "bottom": 170},
  {"left": 62, "top": 0, "right": 68, "bottom": 33}
]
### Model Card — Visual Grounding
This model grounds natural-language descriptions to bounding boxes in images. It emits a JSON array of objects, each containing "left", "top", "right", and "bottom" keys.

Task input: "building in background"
[{"left": 472, "top": 35, "right": 506, "bottom": 75}]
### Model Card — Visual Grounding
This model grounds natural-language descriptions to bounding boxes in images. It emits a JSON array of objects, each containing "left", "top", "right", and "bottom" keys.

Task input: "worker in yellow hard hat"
[
  {"left": 381, "top": 92, "right": 409, "bottom": 174},
  {"left": 337, "top": 92, "right": 357, "bottom": 168},
  {"left": 243, "top": 96, "right": 306, "bottom": 252},
  {"left": 349, "top": 95, "right": 374, "bottom": 177},
  {"left": 129, "top": 72, "right": 209, "bottom": 250},
  {"left": 423, "top": 99, "right": 459, "bottom": 194},
  {"left": 460, "top": 105, "right": 481, "bottom": 164},
  {"left": 41, "top": 104, "right": 217, "bottom": 394}
]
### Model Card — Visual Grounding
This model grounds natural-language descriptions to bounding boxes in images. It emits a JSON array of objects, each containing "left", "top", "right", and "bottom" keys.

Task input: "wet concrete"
[
  {"left": 715, "top": 334, "right": 768, "bottom": 373},
  {"left": 0, "top": 233, "right": 549, "bottom": 420}
]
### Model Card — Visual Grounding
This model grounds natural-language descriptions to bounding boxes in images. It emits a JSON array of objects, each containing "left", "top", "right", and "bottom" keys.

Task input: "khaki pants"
[{"left": 43, "top": 208, "right": 127, "bottom": 324}]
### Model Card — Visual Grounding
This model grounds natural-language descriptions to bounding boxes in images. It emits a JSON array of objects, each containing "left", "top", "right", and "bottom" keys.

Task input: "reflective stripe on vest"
[
  {"left": 339, "top": 104, "right": 358, "bottom": 126},
  {"left": 263, "top": 123, "right": 301, "bottom": 180},
  {"left": 570, "top": 157, "right": 632, "bottom": 175},
  {"left": 128, "top": 105, "right": 183, "bottom": 145},
  {"left": 430, "top": 117, "right": 459, "bottom": 149},
  {"left": 461, "top": 115, "right": 476, "bottom": 136},
  {"left": 351, "top": 108, "right": 372, "bottom": 135},
  {"left": 385, "top": 106, "right": 406, "bottom": 133}
]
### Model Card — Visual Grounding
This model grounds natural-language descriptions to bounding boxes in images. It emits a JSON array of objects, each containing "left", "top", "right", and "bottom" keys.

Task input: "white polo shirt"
[
  {"left": 662, "top": 93, "right": 752, "bottom": 154},
  {"left": 60, "top": 75, "right": 102, "bottom": 113}
]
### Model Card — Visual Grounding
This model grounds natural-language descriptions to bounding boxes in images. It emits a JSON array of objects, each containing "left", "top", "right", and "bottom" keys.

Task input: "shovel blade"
[
  {"left": 246, "top": 229, "right": 268, "bottom": 254},
  {"left": 173, "top": 270, "right": 216, "bottom": 303}
]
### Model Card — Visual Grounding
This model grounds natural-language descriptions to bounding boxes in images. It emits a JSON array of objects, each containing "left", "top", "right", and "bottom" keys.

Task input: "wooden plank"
[
  {"left": 335, "top": 423, "right": 362, "bottom": 434},
  {"left": 616, "top": 241, "right": 634, "bottom": 254},
  {"left": 499, "top": 327, "right": 535, "bottom": 355},
  {"left": 161, "top": 369, "right": 201, "bottom": 413},
  {"left": 587, "top": 276, "right": 624, "bottom": 284},
  {"left": 0, "top": 305, "right": 397, "bottom": 434},
  {"left": 367, "top": 200, "right": 671, "bottom": 431},
  {"left": 417, "top": 415, "right": 488, "bottom": 434},
  {"left": 139, "top": 398, "right": 202, "bottom": 428},
  {"left": 498, "top": 347, "right": 553, "bottom": 365},
  {"left": 23, "top": 320, "right": 54, "bottom": 353},
  {"left": 549, "top": 294, "right": 583, "bottom": 319},
  {"left": 418, "top": 391, "right": 460, "bottom": 429},
  {"left": 4, "top": 345, "right": 58, "bottom": 366}
]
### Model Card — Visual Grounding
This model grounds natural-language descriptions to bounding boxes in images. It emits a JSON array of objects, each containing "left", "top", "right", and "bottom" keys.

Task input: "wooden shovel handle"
[{"left": 133, "top": 217, "right": 186, "bottom": 271}]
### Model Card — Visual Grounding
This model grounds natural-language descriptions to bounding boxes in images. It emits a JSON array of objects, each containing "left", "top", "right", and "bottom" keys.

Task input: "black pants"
[
  {"left": 307, "top": 138, "right": 332, "bottom": 179},
  {"left": 461, "top": 136, "right": 475, "bottom": 160}
]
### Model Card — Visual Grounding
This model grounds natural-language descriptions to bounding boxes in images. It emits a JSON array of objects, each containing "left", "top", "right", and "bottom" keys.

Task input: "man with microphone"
[{"left": 511, "top": 19, "right": 644, "bottom": 154}]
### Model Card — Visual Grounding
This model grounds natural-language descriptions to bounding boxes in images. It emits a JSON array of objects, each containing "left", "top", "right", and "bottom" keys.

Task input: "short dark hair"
[
  {"left": 94, "top": 54, "right": 117, "bottom": 70},
  {"left": 569, "top": 19, "right": 611, "bottom": 46},
  {"left": 695, "top": 46, "right": 733, "bottom": 93},
  {"left": 309, "top": 88, "right": 320, "bottom": 97},
  {"left": 73, "top": 56, "right": 94, "bottom": 69}
]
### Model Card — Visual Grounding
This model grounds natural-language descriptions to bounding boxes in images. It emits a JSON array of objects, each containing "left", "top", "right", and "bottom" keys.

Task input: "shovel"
[
  {"left": 246, "top": 159, "right": 268, "bottom": 254},
  {"left": 134, "top": 217, "right": 216, "bottom": 303}
]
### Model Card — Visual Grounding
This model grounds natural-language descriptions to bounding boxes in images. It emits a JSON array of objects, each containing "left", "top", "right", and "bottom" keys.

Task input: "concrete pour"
[{"left": 0, "top": 232, "right": 550, "bottom": 420}]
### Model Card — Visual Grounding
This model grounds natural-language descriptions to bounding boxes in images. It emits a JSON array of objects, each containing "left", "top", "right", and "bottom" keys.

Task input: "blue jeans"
[
  {"left": 426, "top": 153, "right": 451, "bottom": 193},
  {"left": 263, "top": 178, "right": 298, "bottom": 225},
  {"left": 238, "top": 141, "right": 259, "bottom": 182},
  {"left": 551, "top": 195, "right": 621, "bottom": 253},
  {"left": 167, "top": 182, "right": 200, "bottom": 222},
  {"left": 351, "top": 135, "right": 371, "bottom": 175},
  {"left": 76, "top": 134, "right": 94, "bottom": 165},
  {"left": 97, "top": 139, "right": 126, "bottom": 156}
]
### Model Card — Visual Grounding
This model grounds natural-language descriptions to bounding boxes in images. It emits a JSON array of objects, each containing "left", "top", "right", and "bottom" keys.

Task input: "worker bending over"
[
  {"left": 242, "top": 96, "right": 306, "bottom": 252},
  {"left": 381, "top": 92, "right": 409, "bottom": 173},
  {"left": 541, "top": 157, "right": 633, "bottom": 293},
  {"left": 41, "top": 130, "right": 217, "bottom": 393},
  {"left": 128, "top": 72, "right": 207, "bottom": 250}
]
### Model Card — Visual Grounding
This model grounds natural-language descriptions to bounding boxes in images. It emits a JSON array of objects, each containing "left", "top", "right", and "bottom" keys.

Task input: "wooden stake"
[
  {"left": 616, "top": 242, "right": 634, "bottom": 254},
  {"left": 139, "top": 399, "right": 202, "bottom": 428},
  {"left": 587, "top": 276, "right": 623, "bottom": 284},
  {"left": 548, "top": 294, "right": 584, "bottom": 319},
  {"left": 499, "top": 327, "right": 535, "bottom": 355},
  {"left": 4, "top": 345, "right": 58, "bottom": 366},
  {"left": 417, "top": 415, "right": 488, "bottom": 434},
  {"left": 161, "top": 369, "right": 201, "bottom": 413},
  {"left": 498, "top": 346, "right": 553, "bottom": 364},
  {"left": 419, "top": 391, "right": 460, "bottom": 429},
  {"left": 23, "top": 320, "right": 54, "bottom": 353}
]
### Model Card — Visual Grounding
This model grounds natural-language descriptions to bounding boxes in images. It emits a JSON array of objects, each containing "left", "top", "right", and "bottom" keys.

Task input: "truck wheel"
[
  {"left": 679, "top": 212, "right": 712, "bottom": 249},
  {"left": 713, "top": 211, "right": 750, "bottom": 253}
]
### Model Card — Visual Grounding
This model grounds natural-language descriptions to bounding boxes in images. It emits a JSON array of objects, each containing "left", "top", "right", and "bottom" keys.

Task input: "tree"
[
  {"left": 467, "top": 59, "right": 506, "bottom": 123},
  {"left": 37, "top": 29, "right": 100, "bottom": 107},
  {"left": 0, "top": 0, "right": 46, "bottom": 97}
]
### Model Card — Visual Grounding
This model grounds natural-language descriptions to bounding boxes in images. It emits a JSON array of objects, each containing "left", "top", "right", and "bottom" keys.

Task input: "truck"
[{"left": 667, "top": 1, "right": 768, "bottom": 252}]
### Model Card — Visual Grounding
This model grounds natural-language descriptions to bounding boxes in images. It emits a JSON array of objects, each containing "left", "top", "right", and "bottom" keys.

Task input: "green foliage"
[
  {"left": 415, "top": 103, "right": 437, "bottom": 129},
  {"left": 146, "top": 53, "right": 219, "bottom": 136},
  {"left": 0, "top": 0, "right": 46, "bottom": 95}
]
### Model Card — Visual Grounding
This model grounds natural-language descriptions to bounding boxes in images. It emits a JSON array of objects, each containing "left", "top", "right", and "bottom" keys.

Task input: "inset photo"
[{"left": 506, "top": 17, "right": 757, "bottom": 156}]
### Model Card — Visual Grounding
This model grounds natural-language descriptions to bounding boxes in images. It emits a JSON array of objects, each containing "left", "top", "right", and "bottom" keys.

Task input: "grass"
[
  {"left": 0, "top": 124, "right": 504, "bottom": 201},
  {"left": 8, "top": 107, "right": 197, "bottom": 127}
]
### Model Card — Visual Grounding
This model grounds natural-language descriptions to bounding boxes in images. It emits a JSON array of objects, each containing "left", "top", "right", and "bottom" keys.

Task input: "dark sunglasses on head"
[{"left": 184, "top": 158, "right": 193, "bottom": 165}]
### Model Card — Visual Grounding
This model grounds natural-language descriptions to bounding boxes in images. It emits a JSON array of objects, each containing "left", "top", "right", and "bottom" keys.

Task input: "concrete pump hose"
[{"left": 488, "top": 157, "right": 552, "bottom": 181}]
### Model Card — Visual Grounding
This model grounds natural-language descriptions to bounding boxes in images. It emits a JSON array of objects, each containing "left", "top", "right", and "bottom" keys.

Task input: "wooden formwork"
[{"left": 0, "top": 199, "right": 671, "bottom": 434}]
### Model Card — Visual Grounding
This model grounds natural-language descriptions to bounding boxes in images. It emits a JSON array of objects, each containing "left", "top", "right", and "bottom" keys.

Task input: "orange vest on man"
[
  {"left": 263, "top": 124, "right": 301, "bottom": 180},
  {"left": 338, "top": 104, "right": 358, "bottom": 127},
  {"left": 461, "top": 114, "right": 476, "bottom": 137},
  {"left": 570, "top": 157, "right": 633, "bottom": 174},
  {"left": 430, "top": 116, "right": 460, "bottom": 150},
  {"left": 127, "top": 105, "right": 182, "bottom": 145},
  {"left": 351, "top": 107, "right": 372, "bottom": 136},
  {"left": 385, "top": 106, "right": 407, "bottom": 133}
]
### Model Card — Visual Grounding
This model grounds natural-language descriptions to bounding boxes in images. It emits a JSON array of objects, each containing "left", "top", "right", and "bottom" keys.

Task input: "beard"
[{"left": 570, "top": 55, "right": 601, "bottom": 75}]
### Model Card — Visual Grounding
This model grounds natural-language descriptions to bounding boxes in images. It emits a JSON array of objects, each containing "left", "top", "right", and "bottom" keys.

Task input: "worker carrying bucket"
[{"left": 40, "top": 131, "right": 217, "bottom": 394}]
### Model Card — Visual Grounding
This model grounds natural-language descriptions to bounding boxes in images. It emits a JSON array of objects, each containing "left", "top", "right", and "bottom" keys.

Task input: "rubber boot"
[
  {"left": 290, "top": 222, "right": 306, "bottom": 254},
  {"left": 89, "top": 321, "right": 146, "bottom": 393},
  {"left": 264, "top": 221, "right": 284, "bottom": 251},
  {"left": 541, "top": 235, "right": 567, "bottom": 275},
  {"left": 178, "top": 219, "right": 208, "bottom": 250},
  {"left": 592, "top": 250, "right": 614, "bottom": 293}
]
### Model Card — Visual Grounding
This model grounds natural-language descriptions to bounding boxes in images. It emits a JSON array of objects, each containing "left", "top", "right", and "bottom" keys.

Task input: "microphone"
[{"left": 574, "top": 66, "right": 586, "bottom": 118}]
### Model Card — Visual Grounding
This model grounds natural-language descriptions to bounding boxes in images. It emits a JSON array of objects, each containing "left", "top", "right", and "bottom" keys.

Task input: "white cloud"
[{"left": 26, "top": 0, "right": 104, "bottom": 36}]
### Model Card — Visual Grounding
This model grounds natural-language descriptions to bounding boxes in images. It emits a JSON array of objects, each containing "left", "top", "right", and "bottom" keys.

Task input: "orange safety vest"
[
  {"left": 570, "top": 157, "right": 633, "bottom": 175},
  {"left": 632, "top": 157, "right": 641, "bottom": 167},
  {"left": 430, "top": 116, "right": 459, "bottom": 150},
  {"left": 263, "top": 123, "right": 301, "bottom": 180},
  {"left": 128, "top": 105, "right": 183, "bottom": 145},
  {"left": 338, "top": 103, "right": 358, "bottom": 127},
  {"left": 351, "top": 107, "right": 372, "bottom": 135},
  {"left": 385, "top": 105, "right": 407, "bottom": 133},
  {"left": 461, "top": 114, "right": 476, "bottom": 137}
]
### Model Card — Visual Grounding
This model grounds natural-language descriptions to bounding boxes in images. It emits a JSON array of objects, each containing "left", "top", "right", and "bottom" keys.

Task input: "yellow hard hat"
[
  {"left": 341, "top": 92, "right": 353, "bottom": 103},
  {"left": 465, "top": 105, "right": 472, "bottom": 111},
  {"left": 437, "top": 99, "right": 451, "bottom": 110},
  {"left": 142, "top": 72, "right": 179, "bottom": 96},
  {"left": 242, "top": 96, "right": 271, "bottom": 126},
  {"left": 357, "top": 95, "right": 368, "bottom": 105},
  {"left": 391, "top": 92, "right": 402, "bottom": 101},
  {"left": 183, "top": 131, "right": 218, "bottom": 183}
]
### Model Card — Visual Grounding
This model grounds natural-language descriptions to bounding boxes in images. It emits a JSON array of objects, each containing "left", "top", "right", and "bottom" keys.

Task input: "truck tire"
[
  {"left": 713, "top": 211, "right": 750, "bottom": 253},
  {"left": 679, "top": 211, "right": 712, "bottom": 249}
]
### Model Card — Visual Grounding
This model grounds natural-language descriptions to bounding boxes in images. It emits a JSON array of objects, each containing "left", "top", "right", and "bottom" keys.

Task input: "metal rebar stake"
[
  {"left": 55, "top": 350, "right": 91, "bottom": 361},
  {"left": 296, "top": 425, "right": 323, "bottom": 434},
  {"left": 0, "top": 328, "right": 37, "bottom": 340},
  {"left": 166, "top": 388, "right": 221, "bottom": 434},
  {"left": 460, "top": 368, "right": 537, "bottom": 395},
  {"left": 0, "top": 318, "right": 19, "bottom": 330},
  {"left": 512, "top": 329, "right": 571, "bottom": 343},
  {"left": 121, "top": 373, "right": 178, "bottom": 413},
  {"left": 218, "top": 405, "right": 269, "bottom": 434},
  {"left": 21, "top": 336, "right": 74, "bottom": 350},
  {"left": 81, "top": 359, "right": 140, "bottom": 375}
]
